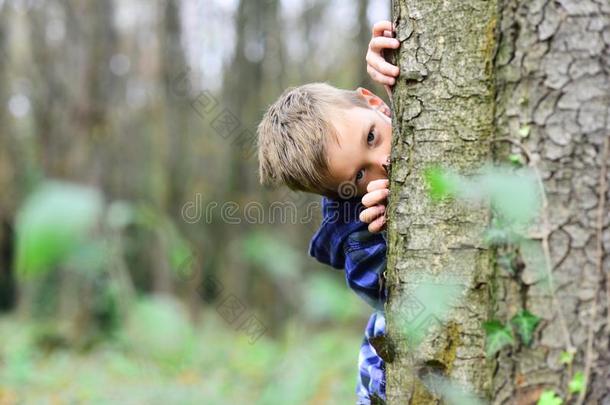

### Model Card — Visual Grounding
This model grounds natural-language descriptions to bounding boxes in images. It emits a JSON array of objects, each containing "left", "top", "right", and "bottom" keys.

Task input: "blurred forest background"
[{"left": 0, "top": 0, "right": 391, "bottom": 403}]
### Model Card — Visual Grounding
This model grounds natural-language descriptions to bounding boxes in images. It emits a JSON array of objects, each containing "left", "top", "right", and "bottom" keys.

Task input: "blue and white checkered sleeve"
[
  {"left": 356, "top": 311, "right": 386, "bottom": 404},
  {"left": 343, "top": 229, "right": 387, "bottom": 311}
]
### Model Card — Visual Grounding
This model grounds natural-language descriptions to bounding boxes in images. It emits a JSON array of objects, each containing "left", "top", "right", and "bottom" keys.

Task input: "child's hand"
[
  {"left": 366, "top": 21, "right": 400, "bottom": 95},
  {"left": 359, "top": 179, "right": 389, "bottom": 233}
]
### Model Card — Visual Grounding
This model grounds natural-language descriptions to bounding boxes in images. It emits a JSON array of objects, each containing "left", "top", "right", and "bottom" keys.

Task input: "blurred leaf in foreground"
[
  {"left": 421, "top": 373, "right": 487, "bottom": 405},
  {"left": 395, "top": 274, "right": 466, "bottom": 348},
  {"left": 15, "top": 181, "right": 103, "bottom": 278},
  {"left": 423, "top": 166, "right": 460, "bottom": 201},
  {"left": 424, "top": 165, "right": 541, "bottom": 228}
]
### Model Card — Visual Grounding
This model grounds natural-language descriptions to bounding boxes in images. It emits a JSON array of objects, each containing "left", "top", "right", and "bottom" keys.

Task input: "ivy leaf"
[
  {"left": 537, "top": 390, "right": 562, "bottom": 405},
  {"left": 510, "top": 310, "right": 540, "bottom": 345},
  {"left": 508, "top": 154, "right": 524, "bottom": 166},
  {"left": 559, "top": 351, "right": 574, "bottom": 365},
  {"left": 483, "top": 320, "right": 514, "bottom": 357},
  {"left": 568, "top": 371, "right": 585, "bottom": 394}
]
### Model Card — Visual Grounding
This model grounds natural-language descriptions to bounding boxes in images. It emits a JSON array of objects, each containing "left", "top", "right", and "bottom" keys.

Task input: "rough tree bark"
[
  {"left": 492, "top": 1, "right": 609, "bottom": 404},
  {"left": 386, "top": 0, "right": 609, "bottom": 403},
  {"left": 385, "top": 0, "right": 497, "bottom": 402}
]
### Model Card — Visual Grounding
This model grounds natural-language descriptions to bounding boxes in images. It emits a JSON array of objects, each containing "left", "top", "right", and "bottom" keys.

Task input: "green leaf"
[
  {"left": 15, "top": 181, "right": 103, "bottom": 278},
  {"left": 568, "top": 371, "right": 585, "bottom": 394},
  {"left": 518, "top": 125, "right": 531, "bottom": 138},
  {"left": 424, "top": 166, "right": 455, "bottom": 201},
  {"left": 482, "top": 167, "right": 541, "bottom": 227},
  {"left": 483, "top": 320, "right": 514, "bottom": 357},
  {"left": 508, "top": 154, "right": 524, "bottom": 166},
  {"left": 560, "top": 350, "right": 574, "bottom": 365},
  {"left": 510, "top": 310, "right": 540, "bottom": 345},
  {"left": 421, "top": 373, "right": 486, "bottom": 405},
  {"left": 398, "top": 276, "right": 466, "bottom": 348},
  {"left": 537, "top": 390, "right": 562, "bottom": 405}
]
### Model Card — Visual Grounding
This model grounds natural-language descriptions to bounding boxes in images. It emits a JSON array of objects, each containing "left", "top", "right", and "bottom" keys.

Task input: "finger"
[
  {"left": 366, "top": 50, "right": 400, "bottom": 77},
  {"left": 369, "top": 36, "right": 400, "bottom": 52},
  {"left": 383, "top": 30, "right": 394, "bottom": 38},
  {"left": 367, "top": 65, "right": 396, "bottom": 86},
  {"left": 367, "top": 179, "right": 390, "bottom": 192},
  {"left": 359, "top": 204, "right": 385, "bottom": 224},
  {"left": 368, "top": 215, "right": 387, "bottom": 233},
  {"left": 372, "top": 21, "right": 393, "bottom": 37},
  {"left": 362, "top": 188, "right": 389, "bottom": 207}
]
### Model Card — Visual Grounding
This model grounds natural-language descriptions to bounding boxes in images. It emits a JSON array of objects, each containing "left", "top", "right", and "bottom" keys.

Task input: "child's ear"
[{"left": 356, "top": 87, "right": 391, "bottom": 118}]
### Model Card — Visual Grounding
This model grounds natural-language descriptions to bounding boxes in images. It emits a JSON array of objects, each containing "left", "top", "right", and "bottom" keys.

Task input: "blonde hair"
[{"left": 257, "top": 82, "right": 369, "bottom": 197}]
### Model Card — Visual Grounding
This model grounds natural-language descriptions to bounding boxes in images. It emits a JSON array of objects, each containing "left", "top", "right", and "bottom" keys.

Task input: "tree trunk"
[
  {"left": 492, "top": 1, "right": 610, "bottom": 404},
  {"left": 387, "top": 0, "right": 609, "bottom": 403}
]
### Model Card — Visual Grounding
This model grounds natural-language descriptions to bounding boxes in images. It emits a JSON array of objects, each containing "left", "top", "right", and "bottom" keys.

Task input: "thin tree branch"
[
  {"left": 576, "top": 136, "right": 609, "bottom": 405},
  {"left": 491, "top": 137, "right": 574, "bottom": 351}
]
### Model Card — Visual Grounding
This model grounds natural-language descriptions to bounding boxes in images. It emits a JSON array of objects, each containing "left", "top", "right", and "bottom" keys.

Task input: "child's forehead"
[
  {"left": 328, "top": 106, "right": 371, "bottom": 140},
  {"left": 327, "top": 105, "right": 369, "bottom": 122}
]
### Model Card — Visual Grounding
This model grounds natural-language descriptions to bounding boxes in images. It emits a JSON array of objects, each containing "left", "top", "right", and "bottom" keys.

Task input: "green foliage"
[
  {"left": 508, "top": 154, "right": 525, "bottom": 167},
  {"left": 0, "top": 312, "right": 360, "bottom": 404},
  {"left": 518, "top": 125, "right": 531, "bottom": 138},
  {"left": 510, "top": 310, "right": 540, "bottom": 346},
  {"left": 483, "top": 320, "right": 514, "bottom": 357},
  {"left": 302, "top": 273, "right": 366, "bottom": 323},
  {"left": 398, "top": 275, "right": 466, "bottom": 348},
  {"left": 483, "top": 225, "right": 521, "bottom": 246},
  {"left": 122, "top": 296, "right": 195, "bottom": 368},
  {"left": 243, "top": 232, "right": 301, "bottom": 280},
  {"left": 537, "top": 390, "right": 563, "bottom": 405},
  {"left": 421, "top": 374, "right": 486, "bottom": 405},
  {"left": 424, "top": 166, "right": 457, "bottom": 201},
  {"left": 423, "top": 165, "right": 540, "bottom": 228},
  {"left": 560, "top": 350, "right": 574, "bottom": 365},
  {"left": 568, "top": 371, "right": 585, "bottom": 394},
  {"left": 15, "top": 181, "right": 103, "bottom": 278},
  {"left": 131, "top": 203, "right": 193, "bottom": 277}
]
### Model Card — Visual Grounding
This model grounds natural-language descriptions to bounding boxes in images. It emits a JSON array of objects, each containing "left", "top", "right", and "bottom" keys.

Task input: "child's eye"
[
  {"left": 356, "top": 169, "right": 365, "bottom": 182},
  {"left": 367, "top": 131, "right": 375, "bottom": 145}
]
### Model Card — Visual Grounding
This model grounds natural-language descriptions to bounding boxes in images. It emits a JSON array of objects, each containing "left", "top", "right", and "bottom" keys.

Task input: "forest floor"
[{"left": 0, "top": 309, "right": 364, "bottom": 405}]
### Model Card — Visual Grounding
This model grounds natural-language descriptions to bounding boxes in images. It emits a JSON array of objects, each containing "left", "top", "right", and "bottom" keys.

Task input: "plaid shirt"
[{"left": 309, "top": 197, "right": 387, "bottom": 404}]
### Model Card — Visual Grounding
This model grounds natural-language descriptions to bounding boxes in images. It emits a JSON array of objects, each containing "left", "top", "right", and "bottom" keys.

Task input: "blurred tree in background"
[{"left": 0, "top": 0, "right": 391, "bottom": 403}]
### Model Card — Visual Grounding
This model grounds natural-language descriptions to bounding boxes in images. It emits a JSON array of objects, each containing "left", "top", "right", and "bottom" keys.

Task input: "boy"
[{"left": 257, "top": 21, "right": 400, "bottom": 405}]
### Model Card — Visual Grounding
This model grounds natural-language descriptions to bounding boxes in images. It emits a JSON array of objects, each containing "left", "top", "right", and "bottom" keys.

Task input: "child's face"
[{"left": 325, "top": 89, "right": 392, "bottom": 197}]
